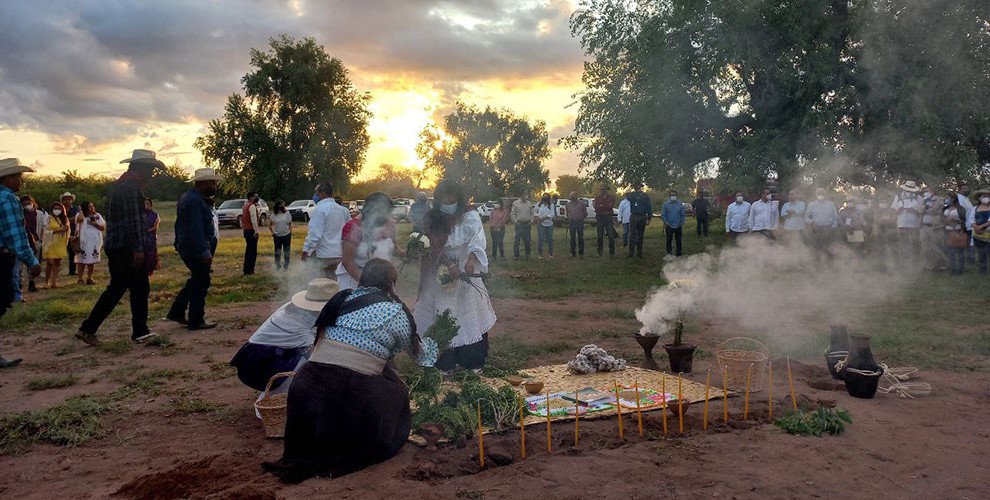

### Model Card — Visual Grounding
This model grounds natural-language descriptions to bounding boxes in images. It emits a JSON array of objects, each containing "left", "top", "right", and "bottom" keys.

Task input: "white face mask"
[
  {"left": 53, "top": 209, "right": 63, "bottom": 216},
  {"left": 923, "top": 192, "right": 932, "bottom": 200},
  {"left": 670, "top": 196, "right": 677, "bottom": 201},
  {"left": 735, "top": 196, "right": 744, "bottom": 203},
  {"left": 23, "top": 205, "right": 34, "bottom": 211},
  {"left": 439, "top": 203, "right": 458, "bottom": 214},
  {"left": 981, "top": 197, "right": 990, "bottom": 205},
  {"left": 817, "top": 195, "right": 825, "bottom": 201}
]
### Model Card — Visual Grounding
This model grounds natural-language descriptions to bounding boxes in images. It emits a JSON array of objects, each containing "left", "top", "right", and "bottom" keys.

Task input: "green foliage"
[
  {"left": 774, "top": 407, "right": 852, "bottom": 437},
  {"left": 566, "top": 0, "right": 990, "bottom": 192},
  {"left": 344, "top": 164, "right": 423, "bottom": 200},
  {"left": 23, "top": 171, "right": 112, "bottom": 210},
  {"left": 26, "top": 374, "right": 79, "bottom": 391},
  {"left": 410, "top": 374, "right": 521, "bottom": 440},
  {"left": 555, "top": 174, "right": 593, "bottom": 197},
  {"left": 424, "top": 309, "right": 460, "bottom": 352},
  {"left": 195, "top": 35, "right": 371, "bottom": 201},
  {"left": 0, "top": 396, "right": 113, "bottom": 455},
  {"left": 419, "top": 102, "right": 551, "bottom": 199}
]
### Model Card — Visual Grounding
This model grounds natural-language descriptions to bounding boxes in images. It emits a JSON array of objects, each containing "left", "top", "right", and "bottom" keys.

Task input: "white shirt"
[
  {"left": 248, "top": 303, "right": 318, "bottom": 349},
  {"left": 248, "top": 203, "right": 260, "bottom": 229},
  {"left": 891, "top": 193, "right": 923, "bottom": 228},
  {"left": 748, "top": 199, "right": 778, "bottom": 231},
  {"left": 957, "top": 194, "right": 975, "bottom": 230},
  {"left": 535, "top": 204, "right": 554, "bottom": 227},
  {"left": 780, "top": 201, "right": 806, "bottom": 231},
  {"left": 302, "top": 198, "right": 350, "bottom": 258},
  {"left": 806, "top": 199, "right": 838, "bottom": 228},
  {"left": 618, "top": 199, "right": 631, "bottom": 223},
  {"left": 725, "top": 201, "right": 751, "bottom": 233},
  {"left": 270, "top": 212, "right": 292, "bottom": 237}
]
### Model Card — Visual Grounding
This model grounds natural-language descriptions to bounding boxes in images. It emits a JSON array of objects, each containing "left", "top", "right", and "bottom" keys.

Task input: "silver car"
[{"left": 216, "top": 198, "right": 270, "bottom": 228}]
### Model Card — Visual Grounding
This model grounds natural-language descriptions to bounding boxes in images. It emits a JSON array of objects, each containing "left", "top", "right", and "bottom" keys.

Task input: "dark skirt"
[
  {"left": 229, "top": 343, "right": 308, "bottom": 392},
  {"left": 262, "top": 361, "right": 411, "bottom": 483}
]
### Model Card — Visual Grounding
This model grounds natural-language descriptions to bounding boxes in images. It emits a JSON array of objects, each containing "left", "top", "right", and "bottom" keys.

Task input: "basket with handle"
[
  {"left": 716, "top": 337, "right": 769, "bottom": 393},
  {"left": 255, "top": 371, "right": 294, "bottom": 439}
]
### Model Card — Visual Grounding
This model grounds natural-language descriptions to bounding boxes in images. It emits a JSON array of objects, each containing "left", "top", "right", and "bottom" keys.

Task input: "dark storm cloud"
[{"left": 0, "top": 0, "right": 582, "bottom": 148}]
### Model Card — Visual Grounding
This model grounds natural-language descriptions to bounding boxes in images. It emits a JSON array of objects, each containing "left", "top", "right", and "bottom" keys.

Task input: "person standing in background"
[
  {"left": 661, "top": 190, "right": 685, "bottom": 257},
  {"left": 302, "top": 182, "right": 350, "bottom": 279},
  {"left": 970, "top": 188, "right": 990, "bottom": 274},
  {"left": 943, "top": 193, "right": 968, "bottom": 276},
  {"left": 806, "top": 188, "right": 839, "bottom": 267},
  {"left": 0, "top": 159, "right": 42, "bottom": 367},
  {"left": 42, "top": 201, "right": 70, "bottom": 288},
  {"left": 956, "top": 183, "right": 976, "bottom": 264},
  {"left": 618, "top": 192, "right": 631, "bottom": 247},
  {"left": 920, "top": 186, "right": 943, "bottom": 270},
  {"left": 168, "top": 168, "right": 222, "bottom": 331},
  {"left": 242, "top": 191, "right": 261, "bottom": 275},
  {"left": 77, "top": 149, "right": 159, "bottom": 346},
  {"left": 565, "top": 191, "right": 588, "bottom": 258},
  {"left": 691, "top": 192, "right": 710, "bottom": 237},
  {"left": 780, "top": 190, "right": 806, "bottom": 243},
  {"left": 270, "top": 201, "right": 292, "bottom": 271},
  {"left": 61, "top": 192, "right": 79, "bottom": 277},
  {"left": 839, "top": 194, "right": 866, "bottom": 255},
  {"left": 409, "top": 191, "right": 430, "bottom": 233},
  {"left": 510, "top": 194, "right": 534, "bottom": 259},
  {"left": 487, "top": 199, "right": 508, "bottom": 261},
  {"left": 748, "top": 188, "right": 778, "bottom": 239},
  {"left": 593, "top": 184, "right": 616, "bottom": 257},
  {"left": 725, "top": 191, "right": 751, "bottom": 243},
  {"left": 73, "top": 201, "right": 105, "bottom": 285},
  {"left": 535, "top": 193, "right": 555, "bottom": 259},
  {"left": 627, "top": 183, "right": 652, "bottom": 258},
  {"left": 20, "top": 195, "right": 41, "bottom": 294},
  {"left": 144, "top": 198, "right": 160, "bottom": 276},
  {"left": 891, "top": 181, "right": 924, "bottom": 265}
]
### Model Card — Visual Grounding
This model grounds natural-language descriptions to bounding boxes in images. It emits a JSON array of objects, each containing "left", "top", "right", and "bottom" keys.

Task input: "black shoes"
[
  {"left": 0, "top": 356, "right": 23, "bottom": 368},
  {"left": 165, "top": 313, "right": 188, "bottom": 325},
  {"left": 75, "top": 331, "right": 101, "bottom": 346},
  {"left": 188, "top": 321, "right": 218, "bottom": 331},
  {"left": 132, "top": 333, "right": 157, "bottom": 344}
]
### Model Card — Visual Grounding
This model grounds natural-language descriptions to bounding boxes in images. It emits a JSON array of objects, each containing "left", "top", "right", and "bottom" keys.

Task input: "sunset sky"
[{"left": 0, "top": 0, "right": 586, "bottom": 188}]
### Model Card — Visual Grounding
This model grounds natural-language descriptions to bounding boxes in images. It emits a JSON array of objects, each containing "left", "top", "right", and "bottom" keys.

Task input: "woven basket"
[
  {"left": 255, "top": 371, "right": 294, "bottom": 439},
  {"left": 716, "top": 337, "right": 769, "bottom": 393}
]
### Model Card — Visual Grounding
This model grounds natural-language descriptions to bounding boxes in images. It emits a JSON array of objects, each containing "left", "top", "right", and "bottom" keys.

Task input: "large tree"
[
  {"left": 195, "top": 35, "right": 371, "bottom": 200},
  {"left": 565, "top": 0, "right": 990, "bottom": 192},
  {"left": 418, "top": 103, "right": 551, "bottom": 199}
]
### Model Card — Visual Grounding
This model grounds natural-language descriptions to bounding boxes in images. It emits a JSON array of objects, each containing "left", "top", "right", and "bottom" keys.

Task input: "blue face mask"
[
  {"left": 439, "top": 203, "right": 458, "bottom": 214},
  {"left": 313, "top": 194, "right": 321, "bottom": 203}
]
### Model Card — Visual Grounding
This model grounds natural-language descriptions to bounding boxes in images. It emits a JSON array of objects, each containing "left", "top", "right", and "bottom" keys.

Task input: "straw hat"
[
  {"left": 291, "top": 279, "right": 340, "bottom": 312},
  {"left": 972, "top": 188, "right": 990, "bottom": 198},
  {"left": 190, "top": 167, "right": 223, "bottom": 183},
  {"left": 0, "top": 158, "right": 35, "bottom": 178},
  {"left": 898, "top": 180, "right": 920, "bottom": 192}
]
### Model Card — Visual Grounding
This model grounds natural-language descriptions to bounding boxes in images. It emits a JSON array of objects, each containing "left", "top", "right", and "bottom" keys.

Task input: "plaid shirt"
[
  {"left": 0, "top": 185, "right": 38, "bottom": 267},
  {"left": 103, "top": 173, "right": 148, "bottom": 252}
]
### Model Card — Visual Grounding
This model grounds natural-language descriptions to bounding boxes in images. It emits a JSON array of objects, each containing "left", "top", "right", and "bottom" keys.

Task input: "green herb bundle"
[{"left": 773, "top": 407, "right": 852, "bottom": 437}]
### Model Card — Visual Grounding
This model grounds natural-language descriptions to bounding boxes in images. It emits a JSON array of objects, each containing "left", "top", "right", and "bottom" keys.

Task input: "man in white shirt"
[
  {"left": 618, "top": 192, "right": 631, "bottom": 247},
  {"left": 301, "top": 182, "right": 350, "bottom": 279},
  {"left": 748, "top": 188, "right": 778, "bottom": 238},
  {"left": 956, "top": 183, "right": 976, "bottom": 263},
  {"left": 805, "top": 188, "right": 838, "bottom": 267},
  {"left": 510, "top": 195, "right": 535, "bottom": 259},
  {"left": 725, "top": 191, "right": 751, "bottom": 242},
  {"left": 891, "top": 181, "right": 924, "bottom": 264}
]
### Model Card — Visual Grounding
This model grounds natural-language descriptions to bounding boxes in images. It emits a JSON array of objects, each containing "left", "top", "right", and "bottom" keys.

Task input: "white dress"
[
  {"left": 75, "top": 213, "right": 105, "bottom": 265},
  {"left": 335, "top": 225, "right": 395, "bottom": 290},
  {"left": 414, "top": 211, "right": 497, "bottom": 348}
]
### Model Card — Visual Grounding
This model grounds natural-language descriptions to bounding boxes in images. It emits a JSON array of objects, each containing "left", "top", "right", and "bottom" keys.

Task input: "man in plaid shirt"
[
  {"left": 77, "top": 149, "right": 162, "bottom": 346},
  {"left": 0, "top": 158, "right": 42, "bottom": 367}
]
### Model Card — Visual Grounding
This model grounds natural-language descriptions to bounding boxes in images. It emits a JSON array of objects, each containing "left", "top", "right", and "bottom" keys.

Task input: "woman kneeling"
[{"left": 263, "top": 258, "right": 437, "bottom": 483}]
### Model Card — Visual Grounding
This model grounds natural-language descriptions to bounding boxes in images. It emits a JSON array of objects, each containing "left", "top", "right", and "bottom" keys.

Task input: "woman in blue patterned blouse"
[{"left": 264, "top": 258, "right": 437, "bottom": 483}]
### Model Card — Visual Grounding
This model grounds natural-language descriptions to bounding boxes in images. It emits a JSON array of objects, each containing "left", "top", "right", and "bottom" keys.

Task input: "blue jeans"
[
  {"left": 537, "top": 224, "right": 554, "bottom": 256},
  {"left": 623, "top": 222, "right": 630, "bottom": 246},
  {"left": 273, "top": 234, "right": 291, "bottom": 268},
  {"left": 568, "top": 220, "right": 585, "bottom": 256},
  {"left": 947, "top": 247, "right": 965, "bottom": 274}
]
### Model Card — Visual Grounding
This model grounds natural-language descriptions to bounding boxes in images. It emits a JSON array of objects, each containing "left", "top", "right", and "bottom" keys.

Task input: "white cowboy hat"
[
  {"left": 190, "top": 168, "right": 223, "bottom": 183},
  {"left": 60, "top": 191, "right": 75, "bottom": 200},
  {"left": 898, "top": 181, "right": 921, "bottom": 192},
  {"left": 291, "top": 279, "right": 340, "bottom": 312},
  {"left": 0, "top": 158, "right": 35, "bottom": 178},
  {"left": 120, "top": 149, "right": 158, "bottom": 164}
]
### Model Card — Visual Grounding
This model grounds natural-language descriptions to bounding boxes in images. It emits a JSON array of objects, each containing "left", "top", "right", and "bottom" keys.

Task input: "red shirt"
[
  {"left": 489, "top": 208, "right": 508, "bottom": 229},
  {"left": 594, "top": 194, "right": 615, "bottom": 216}
]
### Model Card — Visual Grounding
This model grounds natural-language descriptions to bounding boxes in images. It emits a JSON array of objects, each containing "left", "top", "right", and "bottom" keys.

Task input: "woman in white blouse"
[
  {"left": 535, "top": 193, "right": 555, "bottom": 258},
  {"left": 415, "top": 180, "right": 497, "bottom": 374}
]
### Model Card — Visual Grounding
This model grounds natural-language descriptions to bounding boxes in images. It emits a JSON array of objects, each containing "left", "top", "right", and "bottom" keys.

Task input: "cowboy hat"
[
  {"left": 898, "top": 180, "right": 921, "bottom": 192},
  {"left": 120, "top": 149, "right": 158, "bottom": 164},
  {"left": 0, "top": 158, "right": 35, "bottom": 178},
  {"left": 291, "top": 279, "right": 339, "bottom": 312},
  {"left": 60, "top": 191, "right": 76, "bottom": 201},
  {"left": 972, "top": 188, "right": 990, "bottom": 197},
  {"left": 190, "top": 167, "right": 223, "bottom": 183}
]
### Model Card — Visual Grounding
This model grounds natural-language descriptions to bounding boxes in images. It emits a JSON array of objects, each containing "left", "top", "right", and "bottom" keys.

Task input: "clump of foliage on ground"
[
  {"left": 0, "top": 396, "right": 113, "bottom": 455},
  {"left": 774, "top": 407, "right": 852, "bottom": 437}
]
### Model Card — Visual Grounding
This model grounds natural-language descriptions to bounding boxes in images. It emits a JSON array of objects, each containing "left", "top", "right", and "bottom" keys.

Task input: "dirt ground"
[{"left": 1, "top": 291, "right": 988, "bottom": 500}]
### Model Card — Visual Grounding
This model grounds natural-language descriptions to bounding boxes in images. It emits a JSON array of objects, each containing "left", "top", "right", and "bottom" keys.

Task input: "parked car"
[
  {"left": 392, "top": 204, "right": 410, "bottom": 222},
  {"left": 554, "top": 198, "right": 598, "bottom": 225},
  {"left": 475, "top": 200, "right": 499, "bottom": 221},
  {"left": 286, "top": 199, "right": 316, "bottom": 221},
  {"left": 216, "top": 198, "right": 270, "bottom": 228}
]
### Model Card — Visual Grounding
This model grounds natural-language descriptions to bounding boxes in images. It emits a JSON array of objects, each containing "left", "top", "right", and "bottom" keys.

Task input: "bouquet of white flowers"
[{"left": 399, "top": 232, "right": 431, "bottom": 271}]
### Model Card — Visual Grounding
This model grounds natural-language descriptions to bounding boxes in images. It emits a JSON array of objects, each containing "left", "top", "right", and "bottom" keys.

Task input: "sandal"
[{"left": 86, "top": 279, "right": 95, "bottom": 285}]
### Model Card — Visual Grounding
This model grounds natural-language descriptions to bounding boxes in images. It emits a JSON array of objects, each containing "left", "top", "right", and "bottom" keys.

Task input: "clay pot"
[
  {"left": 524, "top": 381, "right": 544, "bottom": 395},
  {"left": 840, "top": 334, "right": 882, "bottom": 399},
  {"left": 825, "top": 324, "right": 849, "bottom": 381},
  {"left": 505, "top": 375, "right": 524, "bottom": 386},
  {"left": 420, "top": 422, "right": 445, "bottom": 451},
  {"left": 663, "top": 344, "right": 697, "bottom": 373},
  {"left": 666, "top": 398, "right": 692, "bottom": 417},
  {"left": 635, "top": 335, "right": 662, "bottom": 371}
]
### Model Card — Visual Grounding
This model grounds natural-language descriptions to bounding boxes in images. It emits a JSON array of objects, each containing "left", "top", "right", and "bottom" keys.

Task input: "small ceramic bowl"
[
  {"left": 524, "top": 381, "right": 544, "bottom": 395},
  {"left": 666, "top": 398, "right": 692, "bottom": 416},
  {"left": 505, "top": 375, "right": 524, "bottom": 386}
]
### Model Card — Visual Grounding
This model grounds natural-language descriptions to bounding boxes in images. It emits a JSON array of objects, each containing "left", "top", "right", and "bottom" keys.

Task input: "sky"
[{"left": 0, "top": 0, "right": 586, "bottom": 184}]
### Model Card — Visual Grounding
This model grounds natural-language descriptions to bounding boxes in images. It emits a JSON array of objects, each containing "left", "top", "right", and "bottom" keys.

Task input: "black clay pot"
[
  {"left": 634, "top": 335, "right": 661, "bottom": 371},
  {"left": 840, "top": 334, "right": 882, "bottom": 399},
  {"left": 663, "top": 344, "right": 697, "bottom": 374},
  {"left": 825, "top": 325, "right": 849, "bottom": 381}
]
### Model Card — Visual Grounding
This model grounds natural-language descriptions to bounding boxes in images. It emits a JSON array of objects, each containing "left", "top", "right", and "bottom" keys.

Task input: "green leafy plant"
[
  {"left": 423, "top": 309, "right": 459, "bottom": 352},
  {"left": 410, "top": 373, "right": 520, "bottom": 440},
  {"left": 774, "top": 407, "right": 852, "bottom": 437}
]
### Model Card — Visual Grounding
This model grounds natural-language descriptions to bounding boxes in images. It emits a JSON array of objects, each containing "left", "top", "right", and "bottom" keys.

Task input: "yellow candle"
[
  {"left": 546, "top": 391, "right": 552, "bottom": 453},
  {"left": 768, "top": 361, "right": 773, "bottom": 421},
  {"left": 703, "top": 368, "right": 711, "bottom": 430},
  {"left": 722, "top": 366, "right": 729, "bottom": 423},
  {"left": 613, "top": 381, "right": 624, "bottom": 440},
  {"left": 677, "top": 373, "right": 684, "bottom": 434},
  {"left": 787, "top": 357, "right": 798, "bottom": 411},
  {"left": 574, "top": 391, "right": 580, "bottom": 446},
  {"left": 478, "top": 402, "right": 485, "bottom": 468},
  {"left": 661, "top": 373, "right": 668, "bottom": 436},
  {"left": 634, "top": 381, "right": 644, "bottom": 437},
  {"left": 744, "top": 364, "right": 753, "bottom": 420},
  {"left": 519, "top": 396, "right": 526, "bottom": 459}
]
